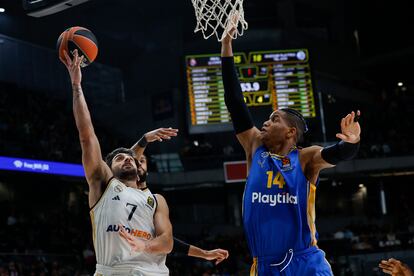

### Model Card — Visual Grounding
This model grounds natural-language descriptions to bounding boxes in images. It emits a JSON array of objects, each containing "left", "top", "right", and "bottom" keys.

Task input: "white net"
[{"left": 191, "top": 0, "right": 248, "bottom": 41}]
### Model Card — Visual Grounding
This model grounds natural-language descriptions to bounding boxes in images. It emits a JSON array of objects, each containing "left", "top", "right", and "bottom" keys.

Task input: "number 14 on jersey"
[{"left": 266, "top": 171, "right": 286, "bottom": 189}]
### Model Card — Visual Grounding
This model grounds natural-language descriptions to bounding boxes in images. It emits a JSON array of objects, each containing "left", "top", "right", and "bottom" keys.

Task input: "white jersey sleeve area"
[{"left": 90, "top": 178, "right": 168, "bottom": 275}]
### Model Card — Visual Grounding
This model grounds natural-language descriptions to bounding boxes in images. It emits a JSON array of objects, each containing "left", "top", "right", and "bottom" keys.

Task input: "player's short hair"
[
  {"left": 280, "top": 108, "right": 308, "bottom": 143},
  {"left": 105, "top": 147, "right": 139, "bottom": 168}
]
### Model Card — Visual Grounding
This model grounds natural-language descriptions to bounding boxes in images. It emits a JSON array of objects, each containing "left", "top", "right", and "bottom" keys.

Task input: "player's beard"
[
  {"left": 115, "top": 166, "right": 138, "bottom": 181},
  {"left": 137, "top": 169, "right": 148, "bottom": 184}
]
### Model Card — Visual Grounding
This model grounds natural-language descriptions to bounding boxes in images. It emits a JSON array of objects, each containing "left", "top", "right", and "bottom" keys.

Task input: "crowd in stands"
[
  {"left": 0, "top": 197, "right": 252, "bottom": 275},
  {"left": 0, "top": 82, "right": 121, "bottom": 164},
  {"left": 179, "top": 86, "right": 414, "bottom": 167},
  {"left": 167, "top": 233, "right": 251, "bottom": 276},
  {"left": 2, "top": 189, "right": 414, "bottom": 276},
  {"left": 319, "top": 219, "right": 414, "bottom": 257},
  {"left": 324, "top": 86, "right": 414, "bottom": 159},
  {"left": 2, "top": 81, "right": 414, "bottom": 171},
  {"left": 0, "top": 205, "right": 93, "bottom": 275},
  {"left": 1, "top": 80, "right": 414, "bottom": 275}
]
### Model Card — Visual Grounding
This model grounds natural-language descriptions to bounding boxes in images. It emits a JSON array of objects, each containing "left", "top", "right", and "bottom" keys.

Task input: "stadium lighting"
[
  {"left": 397, "top": 82, "right": 404, "bottom": 87},
  {"left": 0, "top": 8, "right": 5, "bottom": 13}
]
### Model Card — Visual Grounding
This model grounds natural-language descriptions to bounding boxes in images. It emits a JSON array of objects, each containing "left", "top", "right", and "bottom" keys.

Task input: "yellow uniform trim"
[
  {"left": 250, "top": 257, "right": 258, "bottom": 276},
  {"left": 268, "top": 146, "right": 298, "bottom": 159},
  {"left": 307, "top": 182, "right": 317, "bottom": 246},
  {"left": 90, "top": 210, "right": 97, "bottom": 251}
]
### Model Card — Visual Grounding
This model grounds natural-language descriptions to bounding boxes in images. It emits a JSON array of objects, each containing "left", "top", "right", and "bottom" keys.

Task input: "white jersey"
[{"left": 90, "top": 178, "right": 168, "bottom": 276}]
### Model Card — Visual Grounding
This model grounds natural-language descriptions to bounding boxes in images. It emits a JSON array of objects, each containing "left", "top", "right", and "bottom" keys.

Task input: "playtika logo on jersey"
[
  {"left": 251, "top": 170, "right": 298, "bottom": 206},
  {"left": 252, "top": 192, "right": 297, "bottom": 206}
]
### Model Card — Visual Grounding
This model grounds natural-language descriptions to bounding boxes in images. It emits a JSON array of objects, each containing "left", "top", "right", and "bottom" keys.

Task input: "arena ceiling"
[{"left": 0, "top": 0, "right": 412, "bottom": 85}]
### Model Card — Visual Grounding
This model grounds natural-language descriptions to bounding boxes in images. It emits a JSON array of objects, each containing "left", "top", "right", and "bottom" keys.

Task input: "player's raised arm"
[
  {"left": 60, "top": 49, "right": 112, "bottom": 207},
  {"left": 221, "top": 30, "right": 261, "bottom": 159},
  {"left": 303, "top": 111, "right": 361, "bottom": 180},
  {"left": 130, "top": 128, "right": 179, "bottom": 158}
]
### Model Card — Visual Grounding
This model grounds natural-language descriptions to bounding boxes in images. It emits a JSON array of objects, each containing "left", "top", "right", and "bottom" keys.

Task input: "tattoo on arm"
[{"left": 72, "top": 85, "right": 82, "bottom": 97}]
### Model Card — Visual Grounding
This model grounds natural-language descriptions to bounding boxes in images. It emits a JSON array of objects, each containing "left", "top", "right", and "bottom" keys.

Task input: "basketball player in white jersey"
[
  {"left": 60, "top": 50, "right": 176, "bottom": 276},
  {"left": 124, "top": 136, "right": 230, "bottom": 264}
]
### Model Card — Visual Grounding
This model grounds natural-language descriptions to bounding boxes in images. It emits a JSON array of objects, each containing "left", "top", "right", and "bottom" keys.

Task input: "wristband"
[{"left": 137, "top": 135, "right": 148, "bottom": 148}]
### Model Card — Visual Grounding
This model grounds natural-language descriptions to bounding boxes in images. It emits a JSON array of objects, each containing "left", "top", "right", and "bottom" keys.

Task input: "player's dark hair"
[
  {"left": 105, "top": 147, "right": 138, "bottom": 168},
  {"left": 280, "top": 108, "right": 308, "bottom": 143}
]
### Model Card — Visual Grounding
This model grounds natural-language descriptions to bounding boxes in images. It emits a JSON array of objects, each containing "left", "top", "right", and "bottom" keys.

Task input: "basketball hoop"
[{"left": 191, "top": 0, "right": 248, "bottom": 41}]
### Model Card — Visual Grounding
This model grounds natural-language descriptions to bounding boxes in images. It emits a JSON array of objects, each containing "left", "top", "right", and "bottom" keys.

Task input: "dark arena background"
[{"left": 0, "top": 0, "right": 414, "bottom": 275}]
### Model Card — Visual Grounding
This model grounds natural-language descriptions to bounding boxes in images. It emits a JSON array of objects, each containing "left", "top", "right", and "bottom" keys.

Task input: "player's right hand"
[
  {"left": 118, "top": 224, "right": 147, "bottom": 253},
  {"left": 60, "top": 49, "right": 83, "bottom": 86},
  {"left": 379, "top": 258, "right": 414, "bottom": 276},
  {"left": 144, "top": 128, "right": 179, "bottom": 142},
  {"left": 203, "top": 248, "right": 229, "bottom": 265}
]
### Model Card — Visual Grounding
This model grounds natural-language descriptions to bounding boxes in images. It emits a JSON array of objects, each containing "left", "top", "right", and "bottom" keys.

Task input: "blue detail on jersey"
[{"left": 243, "top": 145, "right": 316, "bottom": 259}]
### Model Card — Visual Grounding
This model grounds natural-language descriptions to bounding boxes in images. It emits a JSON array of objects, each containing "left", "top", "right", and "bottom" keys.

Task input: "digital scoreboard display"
[{"left": 186, "top": 49, "right": 316, "bottom": 134}]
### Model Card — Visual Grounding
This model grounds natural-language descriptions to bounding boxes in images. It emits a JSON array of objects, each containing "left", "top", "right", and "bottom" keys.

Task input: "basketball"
[{"left": 57, "top": 26, "right": 98, "bottom": 67}]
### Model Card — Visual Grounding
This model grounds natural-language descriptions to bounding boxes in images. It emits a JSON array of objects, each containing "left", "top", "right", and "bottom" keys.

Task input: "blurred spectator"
[
  {"left": 0, "top": 82, "right": 121, "bottom": 163},
  {"left": 334, "top": 230, "right": 345, "bottom": 239}
]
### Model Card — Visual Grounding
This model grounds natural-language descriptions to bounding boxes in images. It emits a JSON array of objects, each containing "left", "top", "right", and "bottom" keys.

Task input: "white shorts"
[{"left": 94, "top": 264, "right": 168, "bottom": 276}]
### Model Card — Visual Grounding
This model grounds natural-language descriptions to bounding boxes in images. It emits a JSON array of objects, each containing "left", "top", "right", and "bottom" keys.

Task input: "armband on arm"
[
  {"left": 137, "top": 135, "right": 148, "bottom": 148},
  {"left": 221, "top": 57, "right": 254, "bottom": 134},
  {"left": 172, "top": 237, "right": 190, "bottom": 255},
  {"left": 321, "top": 141, "right": 360, "bottom": 165}
]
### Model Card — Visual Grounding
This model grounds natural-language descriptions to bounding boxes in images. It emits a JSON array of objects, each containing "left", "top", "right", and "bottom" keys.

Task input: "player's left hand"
[
  {"left": 118, "top": 224, "right": 147, "bottom": 253},
  {"left": 379, "top": 258, "right": 414, "bottom": 276},
  {"left": 336, "top": 110, "right": 361, "bottom": 144},
  {"left": 203, "top": 248, "right": 229, "bottom": 265},
  {"left": 222, "top": 13, "right": 239, "bottom": 44},
  {"left": 144, "top": 128, "right": 179, "bottom": 143}
]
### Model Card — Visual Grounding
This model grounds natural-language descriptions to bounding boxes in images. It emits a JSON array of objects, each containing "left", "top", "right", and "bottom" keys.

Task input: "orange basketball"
[{"left": 57, "top": 26, "right": 98, "bottom": 67}]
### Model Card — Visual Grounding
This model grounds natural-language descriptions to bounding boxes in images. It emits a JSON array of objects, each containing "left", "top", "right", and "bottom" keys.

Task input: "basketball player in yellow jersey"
[{"left": 60, "top": 50, "right": 177, "bottom": 276}]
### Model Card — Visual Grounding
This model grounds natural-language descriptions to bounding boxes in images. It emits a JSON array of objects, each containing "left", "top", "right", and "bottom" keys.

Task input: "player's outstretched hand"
[
  {"left": 60, "top": 49, "right": 83, "bottom": 86},
  {"left": 203, "top": 248, "right": 229, "bottom": 265},
  {"left": 222, "top": 26, "right": 236, "bottom": 45},
  {"left": 379, "top": 258, "right": 414, "bottom": 276},
  {"left": 118, "top": 224, "right": 146, "bottom": 253},
  {"left": 144, "top": 128, "right": 178, "bottom": 143},
  {"left": 222, "top": 13, "right": 240, "bottom": 45},
  {"left": 336, "top": 110, "right": 361, "bottom": 144}
]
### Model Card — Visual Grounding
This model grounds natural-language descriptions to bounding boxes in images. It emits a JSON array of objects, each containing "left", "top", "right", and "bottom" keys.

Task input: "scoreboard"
[{"left": 186, "top": 49, "right": 316, "bottom": 134}]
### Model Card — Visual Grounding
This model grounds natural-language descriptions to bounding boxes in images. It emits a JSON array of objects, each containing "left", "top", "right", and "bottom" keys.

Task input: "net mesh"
[{"left": 191, "top": 0, "right": 248, "bottom": 41}]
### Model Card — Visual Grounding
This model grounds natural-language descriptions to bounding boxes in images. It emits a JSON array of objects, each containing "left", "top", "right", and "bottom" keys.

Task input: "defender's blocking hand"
[{"left": 336, "top": 110, "right": 361, "bottom": 143}]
